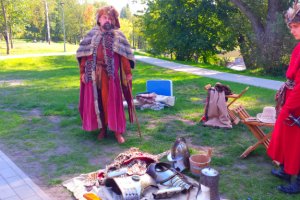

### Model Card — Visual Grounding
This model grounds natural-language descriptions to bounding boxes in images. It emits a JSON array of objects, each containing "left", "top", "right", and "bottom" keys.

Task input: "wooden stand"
[{"left": 198, "top": 168, "right": 220, "bottom": 200}]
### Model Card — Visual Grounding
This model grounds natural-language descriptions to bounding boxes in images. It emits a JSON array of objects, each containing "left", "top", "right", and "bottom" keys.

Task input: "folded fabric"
[
  {"left": 136, "top": 93, "right": 157, "bottom": 104},
  {"left": 155, "top": 95, "right": 175, "bottom": 106}
]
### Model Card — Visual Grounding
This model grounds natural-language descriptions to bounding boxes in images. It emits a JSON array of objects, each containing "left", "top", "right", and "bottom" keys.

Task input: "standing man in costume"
[
  {"left": 267, "top": 0, "right": 300, "bottom": 194},
  {"left": 76, "top": 6, "right": 135, "bottom": 144}
]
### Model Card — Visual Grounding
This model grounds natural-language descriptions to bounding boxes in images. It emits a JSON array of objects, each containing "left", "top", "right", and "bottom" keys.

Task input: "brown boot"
[
  {"left": 114, "top": 132, "right": 125, "bottom": 144},
  {"left": 97, "top": 128, "right": 107, "bottom": 141}
]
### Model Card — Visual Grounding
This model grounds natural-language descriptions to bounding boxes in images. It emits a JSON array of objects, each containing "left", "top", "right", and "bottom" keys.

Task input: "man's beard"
[{"left": 102, "top": 22, "right": 113, "bottom": 31}]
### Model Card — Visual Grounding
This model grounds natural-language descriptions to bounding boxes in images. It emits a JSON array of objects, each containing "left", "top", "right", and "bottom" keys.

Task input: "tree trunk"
[
  {"left": 45, "top": 0, "right": 51, "bottom": 44},
  {"left": 229, "top": 0, "right": 288, "bottom": 75},
  {"left": 9, "top": 25, "right": 13, "bottom": 49},
  {"left": 1, "top": 0, "right": 10, "bottom": 55},
  {"left": 230, "top": 0, "right": 265, "bottom": 45}
]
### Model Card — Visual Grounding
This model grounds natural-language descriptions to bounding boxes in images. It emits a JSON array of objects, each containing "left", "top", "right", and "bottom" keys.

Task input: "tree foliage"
[
  {"left": 1, "top": 0, "right": 32, "bottom": 54},
  {"left": 120, "top": 18, "right": 133, "bottom": 46},
  {"left": 143, "top": 0, "right": 237, "bottom": 62},
  {"left": 132, "top": 14, "right": 146, "bottom": 49},
  {"left": 142, "top": 0, "right": 295, "bottom": 75},
  {"left": 1, "top": 0, "right": 294, "bottom": 76},
  {"left": 0, "top": 0, "right": 109, "bottom": 53},
  {"left": 120, "top": 4, "right": 132, "bottom": 19},
  {"left": 227, "top": 0, "right": 293, "bottom": 75}
]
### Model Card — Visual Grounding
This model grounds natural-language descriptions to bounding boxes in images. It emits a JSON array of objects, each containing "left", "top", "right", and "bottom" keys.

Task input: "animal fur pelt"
[{"left": 76, "top": 26, "right": 135, "bottom": 68}]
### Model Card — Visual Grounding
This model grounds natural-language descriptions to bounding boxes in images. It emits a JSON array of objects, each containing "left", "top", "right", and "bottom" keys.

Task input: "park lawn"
[
  {"left": 1, "top": 39, "right": 285, "bottom": 82},
  {"left": 135, "top": 51, "right": 286, "bottom": 82},
  {"left": 0, "top": 55, "right": 291, "bottom": 200},
  {"left": 0, "top": 39, "right": 78, "bottom": 55}
]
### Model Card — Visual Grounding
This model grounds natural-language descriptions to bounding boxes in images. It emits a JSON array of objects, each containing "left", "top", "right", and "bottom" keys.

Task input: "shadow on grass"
[{"left": 1, "top": 56, "right": 290, "bottom": 200}]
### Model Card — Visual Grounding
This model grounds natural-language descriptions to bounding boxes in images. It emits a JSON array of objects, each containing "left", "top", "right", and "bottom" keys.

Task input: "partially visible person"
[
  {"left": 267, "top": 0, "right": 300, "bottom": 194},
  {"left": 76, "top": 5, "right": 135, "bottom": 144}
]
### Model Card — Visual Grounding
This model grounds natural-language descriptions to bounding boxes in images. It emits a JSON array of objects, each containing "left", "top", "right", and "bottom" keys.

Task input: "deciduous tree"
[
  {"left": 143, "top": 0, "right": 237, "bottom": 62},
  {"left": 228, "top": 0, "right": 292, "bottom": 75}
]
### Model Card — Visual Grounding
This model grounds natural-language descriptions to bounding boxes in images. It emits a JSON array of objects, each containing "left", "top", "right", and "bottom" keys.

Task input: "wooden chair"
[
  {"left": 226, "top": 87, "right": 249, "bottom": 108},
  {"left": 234, "top": 105, "right": 274, "bottom": 158},
  {"left": 226, "top": 86, "right": 249, "bottom": 125},
  {"left": 226, "top": 87, "right": 249, "bottom": 125}
]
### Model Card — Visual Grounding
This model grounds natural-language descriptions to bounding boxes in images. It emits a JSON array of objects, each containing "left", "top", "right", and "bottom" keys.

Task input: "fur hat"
[
  {"left": 285, "top": 0, "right": 300, "bottom": 25},
  {"left": 96, "top": 6, "right": 120, "bottom": 28}
]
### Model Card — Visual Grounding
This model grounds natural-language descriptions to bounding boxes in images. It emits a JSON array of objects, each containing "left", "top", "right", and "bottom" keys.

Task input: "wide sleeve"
[
  {"left": 286, "top": 43, "right": 300, "bottom": 80},
  {"left": 120, "top": 55, "right": 132, "bottom": 86},
  {"left": 79, "top": 57, "right": 87, "bottom": 82},
  {"left": 282, "top": 80, "right": 300, "bottom": 115},
  {"left": 120, "top": 55, "right": 134, "bottom": 123},
  {"left": 278, "top": 43, "right": 300, "bottom": 119}
]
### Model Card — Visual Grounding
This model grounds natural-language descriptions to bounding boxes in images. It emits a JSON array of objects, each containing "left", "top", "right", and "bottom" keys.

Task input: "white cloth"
[{"left": 155, "top": 95, "right": 175, "bottom": 106}]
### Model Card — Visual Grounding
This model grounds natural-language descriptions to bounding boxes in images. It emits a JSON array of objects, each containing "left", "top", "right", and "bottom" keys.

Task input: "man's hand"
[
  {"left": 126, "top": 74, "right": 132, "bottom": 81},
  {"left": 81, "top": 73, "right": 86, "bottom": 83}
]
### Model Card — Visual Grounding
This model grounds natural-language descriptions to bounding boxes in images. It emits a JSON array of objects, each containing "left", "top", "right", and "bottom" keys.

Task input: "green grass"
[
  {"left": 0, "top": 39, "right": 78, "bottom": 55},
  {"left": 0, "top": 55, "right": 294, "bottom": 200}
]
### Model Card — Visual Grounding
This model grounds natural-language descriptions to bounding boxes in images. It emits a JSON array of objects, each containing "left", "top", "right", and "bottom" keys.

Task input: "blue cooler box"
[{"left": 146, "top": 80, "right": 173, "bottom": 96}]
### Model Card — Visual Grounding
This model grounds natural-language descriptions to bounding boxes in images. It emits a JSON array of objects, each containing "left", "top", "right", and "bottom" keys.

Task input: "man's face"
[
  {"left": 290, "top": 22, "right": 300, "bottom": 40},
  {"left": 99, "top": 14, "right": 113, "bottom": 31}
]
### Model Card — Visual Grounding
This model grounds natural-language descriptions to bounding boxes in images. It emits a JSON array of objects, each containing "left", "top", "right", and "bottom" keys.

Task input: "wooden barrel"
[{"left": 189, "top": 154, "right": 211, "bottom": 176}]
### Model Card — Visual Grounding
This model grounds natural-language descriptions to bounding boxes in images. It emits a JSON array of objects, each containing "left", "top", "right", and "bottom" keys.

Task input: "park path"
[
  {"left": 0, "top": 52, "right": 283, "bottom": 199},
  {"left": 135, "top": 55, "right": 284, "bottom": 90},
  {"left": 0, "top": 151, "right": 51, "bottom": 200}
]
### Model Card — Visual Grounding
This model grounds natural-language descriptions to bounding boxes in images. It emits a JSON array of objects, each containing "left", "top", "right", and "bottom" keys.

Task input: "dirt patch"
[
  {"left": 25, "top": 108, "right": 42, "bottom": 120},
  {"left": 233, "top": 163, "right": 248, "bottom": 170},
  {"left": 0, "top": 79, "right": 24, "bottom": 86},
  {"left": 146, "top": 115, "right": 196, "bottom": 129},
  {"left": 48, "top": 115, "right": 62, "bottom": 124},
  {"left": 89, "top": 156, "right": 112, "bottom": 166},
  {"left": 43, "top": 185, "right": 76, "bottom": 200},
  {"left": 186, "top": 138, "right": 212, "bottom": 152},
  {"left": 67, "top": 103, "right": 76, "bottom": 110},
  {"left": 55, "top": 145, "right": 72, "bottom": 155}
]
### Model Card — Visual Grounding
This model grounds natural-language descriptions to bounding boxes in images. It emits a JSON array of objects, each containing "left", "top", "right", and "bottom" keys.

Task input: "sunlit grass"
[
  {"left": 0, "top": 39, "right": 77, "bottom": 55},
  {"left": 0, "top": 55, "right": 292, "bottom": 200}
]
